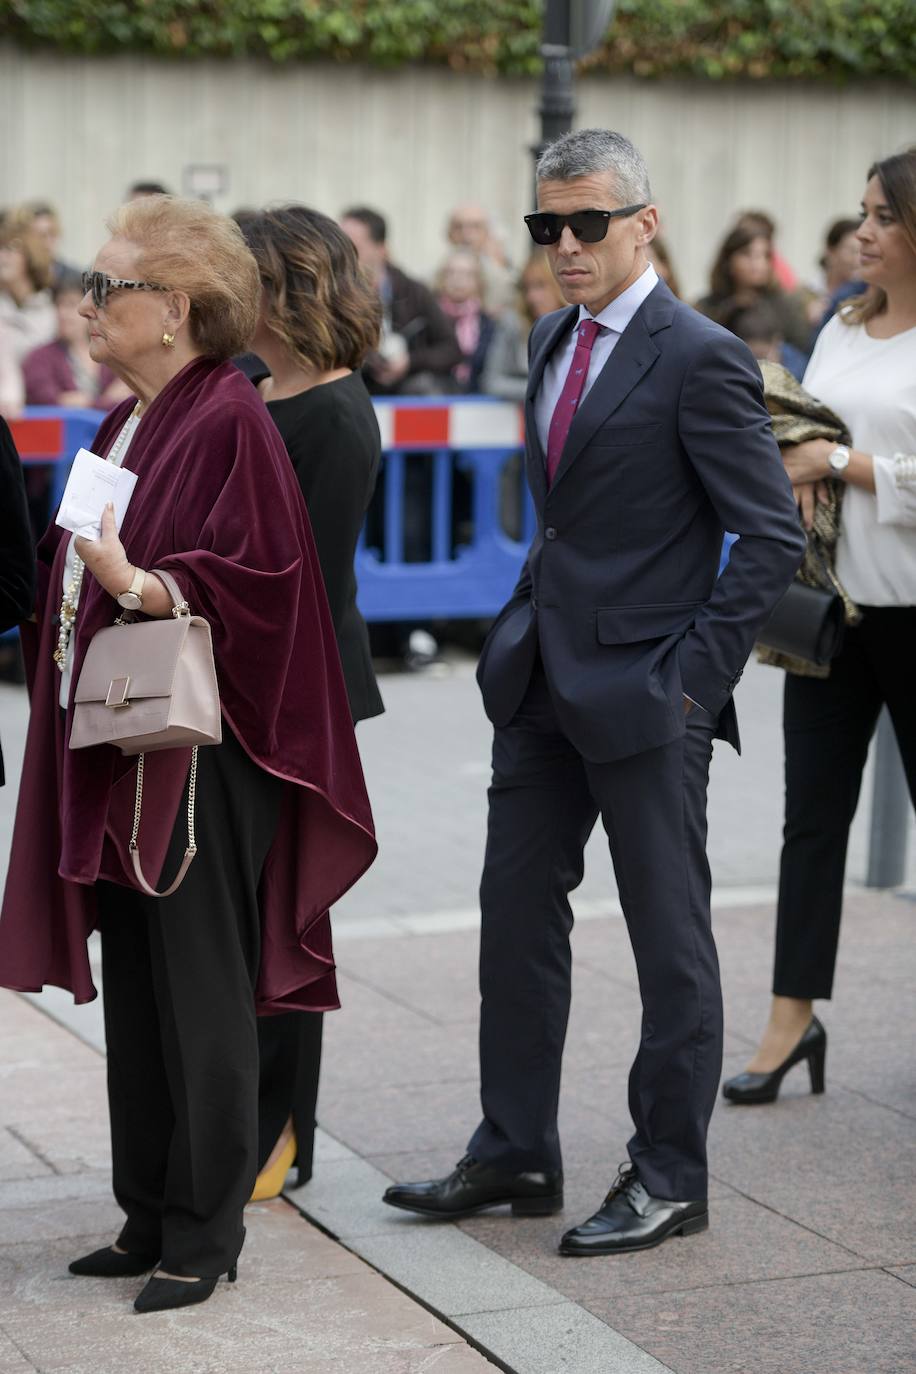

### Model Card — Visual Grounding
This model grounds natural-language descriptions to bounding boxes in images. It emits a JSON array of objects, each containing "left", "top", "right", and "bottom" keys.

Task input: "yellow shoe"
[{"left": 250, "top": 1130, "right": 297, "bottom": 1202}]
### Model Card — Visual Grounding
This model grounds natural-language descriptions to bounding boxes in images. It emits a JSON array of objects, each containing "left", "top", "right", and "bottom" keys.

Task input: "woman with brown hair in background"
[
  {"left": 695, "top": 221, "right": 811, "bottom": 354},
  {"left": 240, "top": 204, "right": 384, "bottom": 1198}
]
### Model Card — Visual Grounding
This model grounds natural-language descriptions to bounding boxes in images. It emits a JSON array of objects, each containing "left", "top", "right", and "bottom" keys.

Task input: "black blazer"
[
  {"left": 0, "top": 419, "right": 36, "bottom": 786},
  {"left": 258, "top": 371, "right": 384, "bottom": 725},
  {"left": 476, "top": 280, "right": 806, "bottom": 763}
]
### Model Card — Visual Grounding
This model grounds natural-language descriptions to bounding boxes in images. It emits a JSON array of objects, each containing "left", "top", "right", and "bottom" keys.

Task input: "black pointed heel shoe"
[
  {"left": 69, "top": 1245, "right": 159, "bottom": 1278},
  {"left": 134, "top": 1264, "right": 237, "bottom": 1314},
  {"left": 722, "top": 1016, "right": 827, "bottom": 1105}
]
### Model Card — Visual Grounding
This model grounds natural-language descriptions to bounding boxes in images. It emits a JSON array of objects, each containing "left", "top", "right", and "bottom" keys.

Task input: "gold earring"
[{"left": 162, "top": 331, "right": 175, "bottom": 348}]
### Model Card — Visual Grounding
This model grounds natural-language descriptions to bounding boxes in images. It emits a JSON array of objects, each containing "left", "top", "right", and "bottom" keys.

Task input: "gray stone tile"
[
  {"left": 0, "top": 1172, "right": 111, "bottom": 1212},
  {"left": 459, "top": 1194, "right": 865, "bottom": 1304},
  {"left": 287, "top": 1155, "right": 406, "bottom": 1240},
  {"left": 710, "top": 1084, "right": 916, "bottom": 1265},
  {"left": 322, "top": 1004, "right": 478, "bottom": 1092},
  {"left": 0, "top": 1329, "right": 34, "bottom": 1373},
  {"left": 0, "top": 1269, "right": 465, "bottom": 1374},
  {"left": 886, "top": 1265, "right": 916, "bottom": 1289},
  {"left": 589, "top": 1268, "right": 916, "bottom": 1374},
  {"left": 460, "top": 1302, "right": 673, "bottom": 1374},
  {"left": 0, "top": 1196, "right": 123, "bottom": 1249},
  {"left": 0, "top": 1130, "right": 51, "bottom": 1187},
  {"left": 353, "top": 1226, "right": 564, "bottom": 1317},
  {"left": 337, "top": 932, "right": 482, "bottom": 1026},
  {"left": 317, "top": 1078, "right": 481, "bottom": 1157}
]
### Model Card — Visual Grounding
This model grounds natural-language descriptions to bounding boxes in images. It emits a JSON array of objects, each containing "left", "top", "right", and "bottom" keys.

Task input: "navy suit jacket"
[{"left": 476, "top": 279, "right": 806, "bottom": 763}]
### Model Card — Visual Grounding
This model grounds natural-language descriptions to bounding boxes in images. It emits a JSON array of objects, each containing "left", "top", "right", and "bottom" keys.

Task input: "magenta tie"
[{"left": 545, "top": 318, "right": 602, "bottom": 486}]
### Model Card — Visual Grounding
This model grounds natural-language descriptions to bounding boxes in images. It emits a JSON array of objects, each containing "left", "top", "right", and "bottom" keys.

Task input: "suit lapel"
[{"left": 549, "top": 282, "right": 675, "bottom": 492}]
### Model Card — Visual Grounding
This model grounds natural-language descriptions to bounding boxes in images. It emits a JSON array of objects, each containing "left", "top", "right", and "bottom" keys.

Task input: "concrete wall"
[{"left": 2, "top": 48, "right": 914, "bottom": 299}]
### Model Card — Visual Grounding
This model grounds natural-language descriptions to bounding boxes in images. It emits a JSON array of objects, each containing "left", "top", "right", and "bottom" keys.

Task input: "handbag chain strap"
[{"left": 129, "top": 747, "right": 199, "bottom": 898}]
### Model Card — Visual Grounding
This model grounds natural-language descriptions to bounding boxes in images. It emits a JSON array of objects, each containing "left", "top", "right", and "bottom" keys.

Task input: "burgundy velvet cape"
[{"left": 0, "top": 358, "right": 376, "bottom": 1013}]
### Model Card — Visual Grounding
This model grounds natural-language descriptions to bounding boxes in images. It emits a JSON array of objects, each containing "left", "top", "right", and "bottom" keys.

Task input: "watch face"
[{"left": 117, "top": 591, "right": 143, "bottom": 610}]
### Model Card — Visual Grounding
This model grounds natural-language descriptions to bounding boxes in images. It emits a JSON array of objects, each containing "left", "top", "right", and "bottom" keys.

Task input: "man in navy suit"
[{"left": 384, "top": 130, "right": 805, "bottom": 1253}]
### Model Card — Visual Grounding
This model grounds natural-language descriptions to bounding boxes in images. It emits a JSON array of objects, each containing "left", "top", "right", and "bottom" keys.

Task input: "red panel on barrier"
[
  {"left": 9, "top": 418, "right": 65, "bottom": 459},
  {"left": 393, "top": 406, "right": 450, "bottom": 447}
]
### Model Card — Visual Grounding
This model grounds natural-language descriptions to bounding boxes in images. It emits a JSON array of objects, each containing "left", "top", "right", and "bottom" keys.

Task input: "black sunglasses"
[
  {"left": 524, "top": 205, "right": 647, "bottom": 246},
  {"left": 81, "top": 269, "right": 171, "bottom": 309}
]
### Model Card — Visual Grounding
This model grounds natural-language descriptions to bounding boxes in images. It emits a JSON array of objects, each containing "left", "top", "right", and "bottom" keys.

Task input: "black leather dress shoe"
[
  {"left": 722, "top": 1016, "right": 827, "bottom": 1105},
  {"left": 382, "top": 1154, "right": 563, "bottom": 1219},
  {"left": 559, "top": 1164, "right": 707, "bottom": 1256}
]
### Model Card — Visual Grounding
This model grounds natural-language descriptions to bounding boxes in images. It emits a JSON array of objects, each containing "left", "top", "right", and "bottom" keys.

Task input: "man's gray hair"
[{"left": 536, "top": 129, "right": 651, "bottom": 204}]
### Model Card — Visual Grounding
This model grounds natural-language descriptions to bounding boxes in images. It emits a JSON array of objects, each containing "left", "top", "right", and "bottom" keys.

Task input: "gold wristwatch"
[{"left": 116, "top": 567, "right": 146, "bottom": 611}]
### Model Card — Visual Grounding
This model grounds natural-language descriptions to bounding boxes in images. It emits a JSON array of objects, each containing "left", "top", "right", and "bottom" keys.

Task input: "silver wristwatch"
[
  {"left": 827, "top": 444, "right": 851, "bottom": 476},
  {"left": 116, "top": 567, "right": 146, "bottom": 611}
]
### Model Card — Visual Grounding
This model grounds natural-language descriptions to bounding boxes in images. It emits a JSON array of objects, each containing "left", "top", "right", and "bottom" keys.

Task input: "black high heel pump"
[
  {"left": 134, "top": 1264, "right": 237, "bottom": 1314},
  {"left": 722, "top": 1016, "right": 827, "bottom": 1105},
  {"left": 69, "top": 1245, "right": 159, "bottom": 1278}
]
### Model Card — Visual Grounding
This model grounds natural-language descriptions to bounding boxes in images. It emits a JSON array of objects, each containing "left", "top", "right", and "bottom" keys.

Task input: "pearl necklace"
[{"left": 53, "top": 403, "right": 142, "bottom": 672}]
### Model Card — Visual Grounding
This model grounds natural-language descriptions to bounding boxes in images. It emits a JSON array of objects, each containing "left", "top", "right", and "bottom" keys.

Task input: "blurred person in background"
[
  {"left": 481, "top": 249, "right": 566, "bottom": 402},
  {"left": 342, "top": 205, "right": 462, "bottom": 669},
  {"left": 435, "top": 246, "right": 496, "bottom": 392},
  {"left": 446, "top": 201, "right": 514, "bottom": 313},
  {"left": 695, "top": 221, "right": 811, "bottom": 355},
  {"left": 814, "top": 217, "right": 866, "bottom": 333},
  {"left": 0, "top": 325, "right": 23, "bottom": 419},
  {"left": 717, "top": 296, "right": 808, "bottom": 381},
  {"left": 723, "top": 148, "right": 916, "bottom": 1106},
  {"left": 340, "top": 206, "right": 461, "bottom": 395},
  {"left": 737, "top": 209, "right": 798, "bottom": 291},
  {"left": 0, "top": 208, "right": 56, "bottom": 363},
  {"left": 127, "top": 180, "right": 171, "bottom": 200},
  {"left": 240, "top": 203, "right": 384, "bottom": 1198},
  {"left": 22, "top": 201, "right": 78, "bottom": 286},
  {"left": 646, "top": 234, "right": 682, "bottom": 297},
  {"left": 23, "top": 272, "right": 131, "bottom": 410}
]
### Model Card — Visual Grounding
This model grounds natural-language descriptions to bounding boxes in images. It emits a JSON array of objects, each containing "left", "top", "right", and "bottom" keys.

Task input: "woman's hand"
[
  {"left": 782, "top": 438, "right": 833, "bottom": 485},
  {"left": 792, "top": 479, "right": 830, "bottom": 530},
  {"left": 73, "top": 503, "right": 132, "bottom": 600}
]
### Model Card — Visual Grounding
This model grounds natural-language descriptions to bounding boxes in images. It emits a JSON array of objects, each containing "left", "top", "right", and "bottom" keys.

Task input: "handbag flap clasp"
[{"left": 106, "top": 676, "right": 131, "bottom": 709}]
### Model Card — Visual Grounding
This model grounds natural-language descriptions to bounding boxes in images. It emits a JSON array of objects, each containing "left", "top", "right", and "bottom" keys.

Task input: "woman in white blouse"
[{"left": 724, "top": 147, "right": 916, "bottom": 1105}]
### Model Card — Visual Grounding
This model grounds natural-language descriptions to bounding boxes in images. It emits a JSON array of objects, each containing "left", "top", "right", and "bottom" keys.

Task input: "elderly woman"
[
  {"left": 239, "top": 204, "right": 384, "bottom": 1198},
  {"left": 0, "top": 197, "right": 376, "bottom": 1313}
]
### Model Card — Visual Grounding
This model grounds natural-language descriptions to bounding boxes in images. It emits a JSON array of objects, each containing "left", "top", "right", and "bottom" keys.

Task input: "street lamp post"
[{"left": 531, "top": 0, "right": 617, "bottom": 204}]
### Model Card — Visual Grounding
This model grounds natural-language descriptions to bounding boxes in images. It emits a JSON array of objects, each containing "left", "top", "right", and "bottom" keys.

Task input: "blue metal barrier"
[{"left": 356, "top": 396, "right": 531, "bottom": 622}]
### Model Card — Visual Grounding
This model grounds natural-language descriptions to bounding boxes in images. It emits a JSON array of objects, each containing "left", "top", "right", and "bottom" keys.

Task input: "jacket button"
[{"left": 545, "top": 526, "right": 557, "bottom": 540}]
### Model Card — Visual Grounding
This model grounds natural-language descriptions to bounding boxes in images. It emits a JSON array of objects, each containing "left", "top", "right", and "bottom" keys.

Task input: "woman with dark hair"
[
  {"left": 815, "top": 217, "right": 866, "bottom": 332},
  {"left": 695, "top": 222, "right": 811, "bottom": 353},
  {"left": 240, "top": 205, "right": 384, "bottom": 1197},
  {"left": 724, "top": 148, "right": 916, "bottom": 1105}
]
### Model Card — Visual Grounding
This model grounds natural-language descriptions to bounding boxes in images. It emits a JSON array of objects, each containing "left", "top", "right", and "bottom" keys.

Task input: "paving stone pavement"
[{"left": 1, "top": 654, "right": 915, "bottom": 1372}]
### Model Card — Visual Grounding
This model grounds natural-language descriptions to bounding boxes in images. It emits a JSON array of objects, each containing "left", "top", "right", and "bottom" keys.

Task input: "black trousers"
[
  {"left": 97, "top": 727, "right": 282, "bottom": 1278},
  {"left": 256, "top": 1011, "right": 323, "bottom": 1184},
  {"left": 468, "top": 660, "right": 722, "bottom": 1202},
  {"left": 773, "top": 606, "right": 916, "bottom": 1000}
]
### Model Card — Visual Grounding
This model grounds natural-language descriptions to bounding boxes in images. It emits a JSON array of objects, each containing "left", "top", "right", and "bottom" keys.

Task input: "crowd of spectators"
[{"left": 0, "top": 187, "right": 867, "bottom": 425}]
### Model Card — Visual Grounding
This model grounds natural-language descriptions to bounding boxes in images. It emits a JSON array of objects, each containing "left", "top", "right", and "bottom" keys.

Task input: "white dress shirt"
[
  {"left": 802, "top": 314, "right": 916, "bottom": 606},
  {"left": 534, "top": 264, "right": 659, "bottom": 454}
]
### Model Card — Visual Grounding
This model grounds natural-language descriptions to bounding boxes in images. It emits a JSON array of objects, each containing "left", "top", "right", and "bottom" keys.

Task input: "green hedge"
[{"left": 3, "top": 0, "right": 915, "bottom": 81}]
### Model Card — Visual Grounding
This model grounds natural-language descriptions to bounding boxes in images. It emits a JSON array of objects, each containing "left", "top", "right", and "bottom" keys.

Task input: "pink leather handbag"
[{"left": 69, "top": 569, "right": 222, "bottom": 896}]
